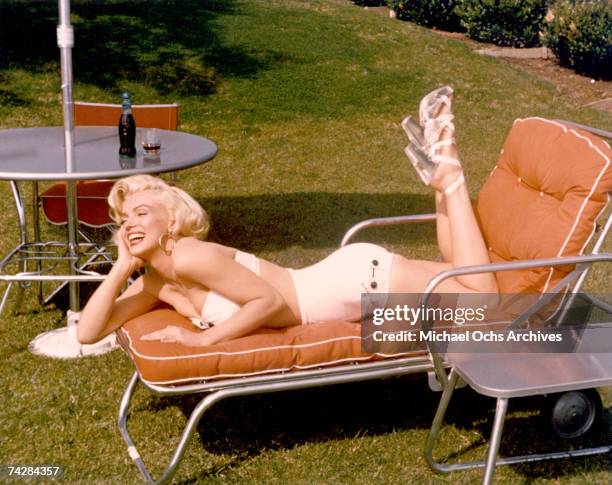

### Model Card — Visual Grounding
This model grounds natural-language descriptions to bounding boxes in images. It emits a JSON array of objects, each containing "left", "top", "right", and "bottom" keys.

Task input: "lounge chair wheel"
[{"left": 546, "top": 389, "right": 602, "bottom": 439}]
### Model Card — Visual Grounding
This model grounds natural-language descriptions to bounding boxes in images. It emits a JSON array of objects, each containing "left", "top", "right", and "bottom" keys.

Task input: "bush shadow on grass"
[
  {"left": 0, "top": 0, "right": 280, "bottom": 96},
  {"left": 198, "top": 191, "right": 437, "bottom": 254},
  {"left": 141, "top": 376, "right": 610, "bottom": 482}
]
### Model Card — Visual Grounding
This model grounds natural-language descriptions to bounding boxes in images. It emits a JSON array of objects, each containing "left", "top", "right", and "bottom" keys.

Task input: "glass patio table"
[{"left": 0, "top": 125, "right": 217, "bottom": 357}]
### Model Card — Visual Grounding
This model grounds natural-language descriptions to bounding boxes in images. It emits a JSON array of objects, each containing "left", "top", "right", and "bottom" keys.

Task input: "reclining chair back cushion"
[
  {"left": 117, "top": 308, "right": 422, "bottom": 385},
  {"left": 476, "top": 117, "right": 611, "bottom": 293}
]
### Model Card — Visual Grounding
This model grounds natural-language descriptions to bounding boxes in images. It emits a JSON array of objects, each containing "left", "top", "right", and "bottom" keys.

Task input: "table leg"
[
  {"left": 65, "top": 179, "right": 80, "bottom": 311},
  {"left": 32, "top": 181, "right": 40, "bottom": 244},
  {"left": 9, "top": 181, "right": 28, "bottom": 312},
  {"left": 10, "top": 181, "right": 28, "bottom": 246},
  {"left": 32, "top": 181, "right": 44, "bottom": 303}
]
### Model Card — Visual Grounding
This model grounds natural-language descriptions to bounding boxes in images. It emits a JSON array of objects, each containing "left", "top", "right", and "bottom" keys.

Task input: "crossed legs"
[{"left": 390, "top": 97, "right": 498, "bottom": 294}]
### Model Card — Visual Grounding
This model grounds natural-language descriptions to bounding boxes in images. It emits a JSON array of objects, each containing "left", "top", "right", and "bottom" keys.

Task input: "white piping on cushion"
[
  {"left": 139, "top": 353, "right": 413, "bottom": 386},
  {"left": 514, "top": 118, "right": 610, "bottom": 293},
  {"left": 118, "top": 328, "right": 415, "bottom": 385}
]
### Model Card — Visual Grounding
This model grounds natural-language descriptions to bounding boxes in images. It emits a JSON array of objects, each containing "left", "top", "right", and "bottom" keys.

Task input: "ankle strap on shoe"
[
  {"left": 432, "top": 154, "right": 462, "bottom": 167},
  {"left": 443, "top": 173, "right": 465, "bottom": 195},
  {"left": 428, "top": 137, "right": 455, "bottom": 158}
]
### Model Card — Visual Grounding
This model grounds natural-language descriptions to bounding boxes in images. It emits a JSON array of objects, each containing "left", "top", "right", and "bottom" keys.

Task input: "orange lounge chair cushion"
[
  {"left": 117, "top": 309, "right": 423, "bottom": 385},
  {"left": 40, "top": 180, "right": 115, "bottom": 227},
  {"left": 476, "top": 118, "right": 612, "bottom": 293}
]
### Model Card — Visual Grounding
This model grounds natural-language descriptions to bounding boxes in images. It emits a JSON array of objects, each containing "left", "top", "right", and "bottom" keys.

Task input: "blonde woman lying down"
[{"left": 77, "top": 87, "right": 497, "bottom": 347}]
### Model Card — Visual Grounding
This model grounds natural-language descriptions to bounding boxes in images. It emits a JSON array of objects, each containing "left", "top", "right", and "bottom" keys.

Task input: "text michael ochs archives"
[
  {"left": 369, "top": 304, "right": 562, "bottom": 343},
  {"left": 362, "top": 293, "right": 612, "bottom": 353}
]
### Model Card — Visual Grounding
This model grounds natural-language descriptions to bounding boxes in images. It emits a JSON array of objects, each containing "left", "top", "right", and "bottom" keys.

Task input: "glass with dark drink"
[{"left": 142, "top": 128, "right": 161, "bottom": 155}]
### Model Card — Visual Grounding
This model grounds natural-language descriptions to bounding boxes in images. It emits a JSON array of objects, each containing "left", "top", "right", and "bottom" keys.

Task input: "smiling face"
[{"left": 120, "top": 190, "right": 174, "bottom": 258}]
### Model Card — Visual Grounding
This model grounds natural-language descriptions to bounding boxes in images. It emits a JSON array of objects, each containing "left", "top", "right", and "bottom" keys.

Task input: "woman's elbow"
[
  {"left": 76, "top": 323, "right": 104, "bottom": 345},
  {"left": 76, "top": 328, "right": 95, "bottom": 345}
]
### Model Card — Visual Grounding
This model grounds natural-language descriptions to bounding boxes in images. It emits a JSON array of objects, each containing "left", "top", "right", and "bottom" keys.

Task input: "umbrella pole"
[{"left": 57, "top": 0, "right": 80, "bottom": 311}]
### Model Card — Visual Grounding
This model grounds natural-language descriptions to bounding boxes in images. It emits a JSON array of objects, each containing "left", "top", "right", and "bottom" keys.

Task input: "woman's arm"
[
  {"left": 77, "top": 227, "right": 160, "bottom": 344},
  {"left": 77, "top": 267, "right": 160, "bottom": 344},
  {"left": 144, "top": 240, "right": 287, "bottom": 346}
]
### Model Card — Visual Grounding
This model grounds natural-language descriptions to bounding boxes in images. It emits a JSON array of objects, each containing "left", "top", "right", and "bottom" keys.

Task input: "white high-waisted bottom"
[{"left": 288, "top": 242, "right": 394, "bottom": 325}]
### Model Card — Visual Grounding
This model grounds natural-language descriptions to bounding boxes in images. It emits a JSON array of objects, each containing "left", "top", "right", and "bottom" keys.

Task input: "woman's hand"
[
  {"left": 114, "top": 226, "right": 146, "bottom": 273},
  {"left": 141, "top": 325, "right": 206, "bottom": 347}
]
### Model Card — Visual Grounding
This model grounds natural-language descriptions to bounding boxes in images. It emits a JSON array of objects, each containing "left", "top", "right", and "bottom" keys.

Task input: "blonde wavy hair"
[{"left": 108, "top": 175, "right": 210, "bottom": 239}]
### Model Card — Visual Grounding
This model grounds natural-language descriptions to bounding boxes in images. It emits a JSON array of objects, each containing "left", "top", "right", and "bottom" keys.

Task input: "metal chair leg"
[
  {"left": 118, "top": 372, "right": 154, "bottom": 483},
  {"left": 0, "top": 281, "right": 26, "bottom": 317},
  {"left": 118, "top": 371, "right": 229, "bottom": 484},
  {"left": 120, "top": 367, "right": 414, "bottom": 483},
  {"left": 118, "top": 371, "right": 243, "bottom": 484},
  {"left": 12, "top": 283, "right": 25, "bottom": 315},
  {"left": 424, "top": 371, "right": 611, "bottom": 483},
  {"left": 424, "top": 368, "right": 460, "bottom": 472},
  {"left": 483, "top": 398, "right": 508, "bottom": 485},
  {"left": 0, "top": 282, "right": 14, "bottom": 316}
]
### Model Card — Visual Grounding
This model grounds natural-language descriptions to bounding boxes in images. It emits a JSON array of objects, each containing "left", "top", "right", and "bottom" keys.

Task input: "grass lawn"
[{"left": 0, "top": 0, "right": 611, "bottom": 483}]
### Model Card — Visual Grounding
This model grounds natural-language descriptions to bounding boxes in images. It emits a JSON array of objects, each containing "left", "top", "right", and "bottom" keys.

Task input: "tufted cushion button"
[
  {"left": 540, "top": 191, "right": 544, "bottom": 196},
  {"left": 370, "top": 281, "right": 378, "bottom": 289},
  {"left": 372, "top": 259, "right": 379, "bottom": 266},
  {"left": 517, "top": 177, "right": 522, "bottom": 183}
]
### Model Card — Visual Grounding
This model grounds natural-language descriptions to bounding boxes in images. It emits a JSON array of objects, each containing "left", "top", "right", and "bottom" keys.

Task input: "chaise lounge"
[{"left": 115, "top": 117, "right": 612, "bottom": 483}]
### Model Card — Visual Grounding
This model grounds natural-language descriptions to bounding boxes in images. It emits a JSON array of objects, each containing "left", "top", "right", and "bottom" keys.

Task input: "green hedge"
[
  {"left": 387, "top": 0, "right": 462, "bottom": 31},
  {"left": 352, "top": 1, "right": 387, "bottom": 6},
  {"left": 543, "top": 0, "right": 612, "bottom": 79},
  {"left": 455, "top": 0, "right": 548, "bottom": 47}
]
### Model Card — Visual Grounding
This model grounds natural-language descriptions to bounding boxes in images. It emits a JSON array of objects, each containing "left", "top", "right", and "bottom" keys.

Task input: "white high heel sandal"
[
  {"left": 401, "top": 86, "right": 464, "bottom": 195},
  {"left": 401, "top": 116, "right": 437, "bottom": 185}
]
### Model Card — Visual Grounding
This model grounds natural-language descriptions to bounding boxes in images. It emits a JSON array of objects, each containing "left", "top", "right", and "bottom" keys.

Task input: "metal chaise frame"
[
  {"left": 420, "top": 121, "right": 612, "bottom": 484},
  {"left": 116, "top": 217, "right": 611, "bottom": 484},
  {"left": 421, "top": 250, "right": 612, "bottom": 484},
  {"left": 117, "top": 121, "right": 611, "bottom": 484},
  {"left": 117, "top": 212, "right": 442, "bottom": 484}
]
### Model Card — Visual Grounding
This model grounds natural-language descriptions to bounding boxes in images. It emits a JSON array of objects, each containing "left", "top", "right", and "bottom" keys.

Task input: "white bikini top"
[{"left": 189, "top": 250, "right": 260, "bottom": 330}]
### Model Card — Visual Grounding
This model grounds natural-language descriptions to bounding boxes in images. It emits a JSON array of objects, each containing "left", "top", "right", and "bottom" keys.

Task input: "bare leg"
[
  {"left": 392, "top": 98, "right": 497, "bottom": 294},
  {"left": 435, "top": 190, "right": 452, "bottom": 263}
]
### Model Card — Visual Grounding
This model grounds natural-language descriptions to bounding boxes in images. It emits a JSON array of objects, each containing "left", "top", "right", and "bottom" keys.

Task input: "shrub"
[
  {"left": 352, "top": 1, "right": 387, "bottom": 6},
  {"left": 542, "top": 0, "right": 612, "bottom": 79},
  {"left": 455, "top": 0, "right": 548, "bottom": 47},
  {"left": 387, "top": 0, "right": 463, "bottom": 31}
]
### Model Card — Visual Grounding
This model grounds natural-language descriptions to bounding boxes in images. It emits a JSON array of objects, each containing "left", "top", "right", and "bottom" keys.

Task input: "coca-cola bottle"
[{"left": 118, "top": 92, "right": 136, "bottom": 157}]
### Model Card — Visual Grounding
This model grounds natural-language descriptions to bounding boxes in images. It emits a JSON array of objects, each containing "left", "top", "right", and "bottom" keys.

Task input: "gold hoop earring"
[{"left": 158, "top": 232, "right": 176, "bottom": 256}]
